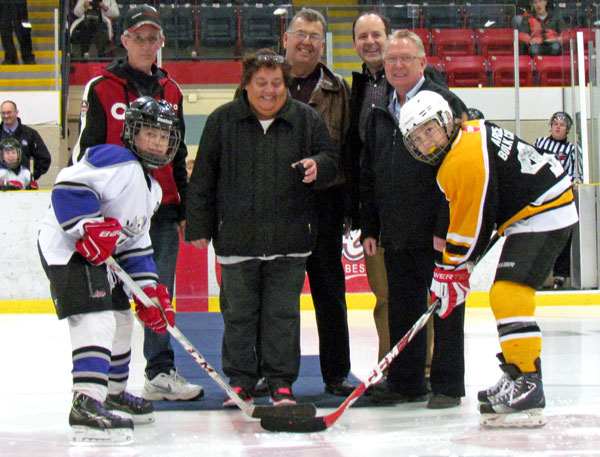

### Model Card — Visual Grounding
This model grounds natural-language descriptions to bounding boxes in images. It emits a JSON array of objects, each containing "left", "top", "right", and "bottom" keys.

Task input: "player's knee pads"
[
  {"left": 69, "top": 310, "right": 117, "bottom": 350},
  {"left": 489, "top": 280, "right": 535, "bottom": 320},
  {"left": 111, "top": 310, "right": 134, "bottom": 355}
]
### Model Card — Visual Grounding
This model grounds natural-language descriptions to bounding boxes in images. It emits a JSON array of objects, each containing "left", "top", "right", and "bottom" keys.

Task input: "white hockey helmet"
[{"left": 400, "top": 90, "right": 455, "bottom": 166}]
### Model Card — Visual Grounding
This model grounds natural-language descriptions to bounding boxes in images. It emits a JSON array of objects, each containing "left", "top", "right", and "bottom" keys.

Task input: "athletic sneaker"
[
  {"left": 251, "top": 377, "right": 269, "bottom": 397},
  {"left": 142, "top": 369, "right": 204, "bottom": 401},
  {"left": 480, "top": 358, "right": 546, "bottom": 428},
  {"left": 104, "top": 391, "right": 155, "bottom": 424},
  {"left": 270, "top": 387, "right": 296, "bottom": 406},
  {"left": 69, "top": 392, "right": 134, "bottom": 445},
  {"left": 223, "top": 386, "right": 253, "bottom": 408}
]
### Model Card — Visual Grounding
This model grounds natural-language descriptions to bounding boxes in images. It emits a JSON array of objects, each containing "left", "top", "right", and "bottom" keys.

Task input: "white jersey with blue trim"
[
  {"left": 0, "top": 165, "right": 32, "bottom": 188},
  {"left": 38, "top": 144, "right": 162, "bottom": 285}
]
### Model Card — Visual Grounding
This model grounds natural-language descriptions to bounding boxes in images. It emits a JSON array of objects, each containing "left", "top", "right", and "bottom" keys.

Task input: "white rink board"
[{"left": 0, "top": 192, "right": 501, "bottom": 301}]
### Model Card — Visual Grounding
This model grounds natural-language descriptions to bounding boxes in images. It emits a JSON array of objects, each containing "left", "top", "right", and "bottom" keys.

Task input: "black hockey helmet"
[
  {"left": 0, "top": 138, "right": 22, "bottom": 171},
  {"left": 467, "top": 107, "right": 484, "bottom": 120},
  {"left": 550, "top": 111, "right": 573, "bottom": 132},
  {"left": 121, "top": 96, "right": 181, "bottom": 170}
]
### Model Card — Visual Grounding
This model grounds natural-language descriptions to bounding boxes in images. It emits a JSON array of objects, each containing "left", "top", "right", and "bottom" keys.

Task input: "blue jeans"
[{"left": 144, "top": 206, "right": 179, "bottom": 379}]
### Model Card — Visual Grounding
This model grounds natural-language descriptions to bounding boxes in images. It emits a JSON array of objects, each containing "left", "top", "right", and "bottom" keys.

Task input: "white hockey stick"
[{"left": 105, "top": 256, "right": 316, "bottom": 420}]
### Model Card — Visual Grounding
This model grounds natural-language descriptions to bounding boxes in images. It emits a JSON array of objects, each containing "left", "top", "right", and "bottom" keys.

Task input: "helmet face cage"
[
  {"left": 129, "top": 119, "right": 181, "bottom": 170},
  {"left": 122, "top": 97, "right": 181, "bottom": 170},
  {"left": 550, "top": 111, "right": 572, "bottom": 132},
  {"left": 402, "top": 113, "right": 454, "bottom": 166},
  {"left": 0, "top": 138, "right": 22, "bottom": 171}
]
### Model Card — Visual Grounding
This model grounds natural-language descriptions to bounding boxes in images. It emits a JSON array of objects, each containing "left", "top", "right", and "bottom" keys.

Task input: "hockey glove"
[
  {"left": 75, "top": 217, "right": 122, "bottom": 265},
  {"left": 430, "top": 265, "right": 471, "bottom": 319},
  {"left": 6, "top": 180, "right": 24, "bottom": 190},
  {"left": 134, "top": 284, "right": 175, "bottom": 334},
  {"left": 27, "top": 180, "right": 39, "bottom": 190}
]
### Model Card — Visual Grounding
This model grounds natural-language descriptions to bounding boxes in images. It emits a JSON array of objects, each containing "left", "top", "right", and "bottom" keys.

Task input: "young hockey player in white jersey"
[
  {"left": 0, "top": 138, "right": 36, "bottom": 190},
  {"left": 38, "top": 96, "right": 181, "bottom": 445},
  {"left": 399, "top": 91, "right": 578, "bottom": 428}
]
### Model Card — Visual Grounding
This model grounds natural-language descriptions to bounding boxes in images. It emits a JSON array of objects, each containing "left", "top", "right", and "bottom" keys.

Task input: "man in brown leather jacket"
[{"left": 283, "top": 8, "right": 354, "bottom": 397}]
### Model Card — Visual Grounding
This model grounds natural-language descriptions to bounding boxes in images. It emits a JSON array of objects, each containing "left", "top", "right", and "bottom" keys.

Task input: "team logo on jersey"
[
  {"left": 119, "top": 215, "right": 148, "bottom": 243},
  {"left": 111, "top": 102, "right": 128, "bottom": 121},
  {"left": 80, "top": 100, "right": 89, "bottom": 116},
  {"left": 463, "top": 125, "right": 480, "bottom": 133}
]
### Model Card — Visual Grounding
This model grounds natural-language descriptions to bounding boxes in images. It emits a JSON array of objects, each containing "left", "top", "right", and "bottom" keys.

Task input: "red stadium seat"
[
  {"left": 534, "top": 55, "right": 574, "bottom": 86},
  {"left": 426, "top": 56, "right": 443, "bottom": 73},
  {"left": 443, "top": 55, "right": 487, "bottom": 87},
  {"left": 413, "top": 28, "right": 432, "bottom": 56},
  {"left": 488, "top": 55, "right": 534, "bottom": 87},
  {"left": 562, "top": 27, "right": 594, "bottom": 55},
  {"left": 432, "top": 28, "right": 476, "bottom": 57},
  {"left": 475, "top": 28, "right": 515, "bottom": 57}
]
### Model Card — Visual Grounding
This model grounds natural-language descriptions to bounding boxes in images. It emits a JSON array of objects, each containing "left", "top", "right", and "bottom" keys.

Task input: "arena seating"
[
  {"left": 432, "top": 28, "right": 476, "bottom": 57},
  {"left": 488, "top": 55, "right": 534, "bottom": 87},
  {"left": 443, "top": 55, "right": 488, "bottom": 87}
]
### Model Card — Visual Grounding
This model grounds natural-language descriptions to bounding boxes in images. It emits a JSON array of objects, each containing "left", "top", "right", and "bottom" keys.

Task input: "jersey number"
[{"left": 517, "top": 142, "right": 563, "bottom": 177}]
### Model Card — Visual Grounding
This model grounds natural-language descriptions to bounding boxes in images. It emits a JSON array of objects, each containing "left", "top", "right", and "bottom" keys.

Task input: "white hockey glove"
[{"left": 430, "top": 264, "right": 470, "bottom": 319}]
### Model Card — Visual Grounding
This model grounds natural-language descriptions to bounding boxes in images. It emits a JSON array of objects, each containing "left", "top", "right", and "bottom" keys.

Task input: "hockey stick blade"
[
  {"left": 261, "top": 302, "right": 438, "bottom": 433},
  {"left": 251, "top": 403, "right": 317, "bottom": 419},
  {"left": 105, "top": 257, "right": 317, "bottom": 420}
]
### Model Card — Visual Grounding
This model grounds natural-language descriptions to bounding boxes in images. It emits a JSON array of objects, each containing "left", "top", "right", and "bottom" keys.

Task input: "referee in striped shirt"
[
  {"left": 534, "top": 111, "right": 582, "bottom": 184},
  {"left": 534, "top": 111, "right": 581, "bottom": 289}
]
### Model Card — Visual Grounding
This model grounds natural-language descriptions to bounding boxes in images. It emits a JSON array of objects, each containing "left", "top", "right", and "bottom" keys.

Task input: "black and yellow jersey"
[{"left": 438, "top": 120, "right": 578, "bottom": 266}]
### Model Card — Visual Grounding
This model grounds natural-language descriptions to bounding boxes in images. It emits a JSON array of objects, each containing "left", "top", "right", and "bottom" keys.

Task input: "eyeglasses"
[
  {"left": 128, "top": 34, "right": 161, "bottom": 45},
  {"left": 287, "top": 31, "right": 323, "bottom": 43},
  {"left": 257, "top": 54, "right": 285, "bottom": 64},
  {"left": 384, "top": 55, "right": 423, "bottom": 65}
]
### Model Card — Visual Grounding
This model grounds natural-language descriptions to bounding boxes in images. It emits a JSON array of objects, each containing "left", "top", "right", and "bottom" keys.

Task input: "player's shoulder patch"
[
  {"left": 84, "top": 144, "right": 140, "bottom": 169},
  {"left": 462, "top": 124, "right": 480, "bottom": 133}
]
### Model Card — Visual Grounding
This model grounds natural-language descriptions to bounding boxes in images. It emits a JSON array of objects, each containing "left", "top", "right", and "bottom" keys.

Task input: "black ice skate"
[
  {"left": 477, "top": 353, "right": 511, "bottom": 403},
  {"left": 479, "top": 358, "right": 546, "bottom": 428},
  {"left": 69, "top": 392, "right": 134, "bottom": 445},
  {"left": 105, "top": 391, "right": 155, "bottom": 424}
]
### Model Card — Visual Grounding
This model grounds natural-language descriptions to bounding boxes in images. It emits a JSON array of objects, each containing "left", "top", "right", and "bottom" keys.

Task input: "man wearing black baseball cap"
[
  {"left": 125, "top": 4, "right": 162, "bottom": 34},
  {"left": 72, "top": 4, "right": 204, "bottom": 403}
]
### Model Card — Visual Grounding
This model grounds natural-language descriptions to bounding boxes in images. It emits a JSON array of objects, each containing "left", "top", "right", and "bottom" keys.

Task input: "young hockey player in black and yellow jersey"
[{"left": 399, "top": 90, "right": 579, "bottom": 428}]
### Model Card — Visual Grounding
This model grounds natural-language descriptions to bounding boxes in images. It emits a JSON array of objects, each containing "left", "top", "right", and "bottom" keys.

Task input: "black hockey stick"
[
  {"left": 105, "top": 257, "right": 317, "bottom": 420},
  {"left": 260, "top": 299, "right": 440, "bottom": 432}
]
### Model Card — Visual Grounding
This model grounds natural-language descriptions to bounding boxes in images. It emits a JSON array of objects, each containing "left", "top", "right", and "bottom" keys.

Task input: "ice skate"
[
  {"left": 479, "top": 358, "right": 546, "bottom": 428},
  {"left": 69, "top": 392, "right": 134, "bottom": 445},
  {"left": 477, "top": 353, "right": 511, "bottom": 403},
  {"left": 104, "top": 391, "right": 155, "bottom": 424}
]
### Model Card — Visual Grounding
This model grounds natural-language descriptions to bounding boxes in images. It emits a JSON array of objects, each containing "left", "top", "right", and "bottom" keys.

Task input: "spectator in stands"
[
  {"left": 534, "top": 111, "right": 581, "bottom": 289},
  {"left": 0, "top": 138, "right": 35, "bottom": 190},
  {"left": 283, "top": 8, "right": 356, "bottom": 397},
  {"left": 186, "top": 49, "right": 338, "bottom": 407},
  {"left": 0, "top": 100, "right": 51, "bottom": 182},
  {"left": 518, "top": 0, "right": 566, "bottom": 56},
  {"left": 70, "top": 0, "right": 119, "bottom": 59},
  {"left": 0, "top": 0, "right": 35, "bottom": 65}
]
